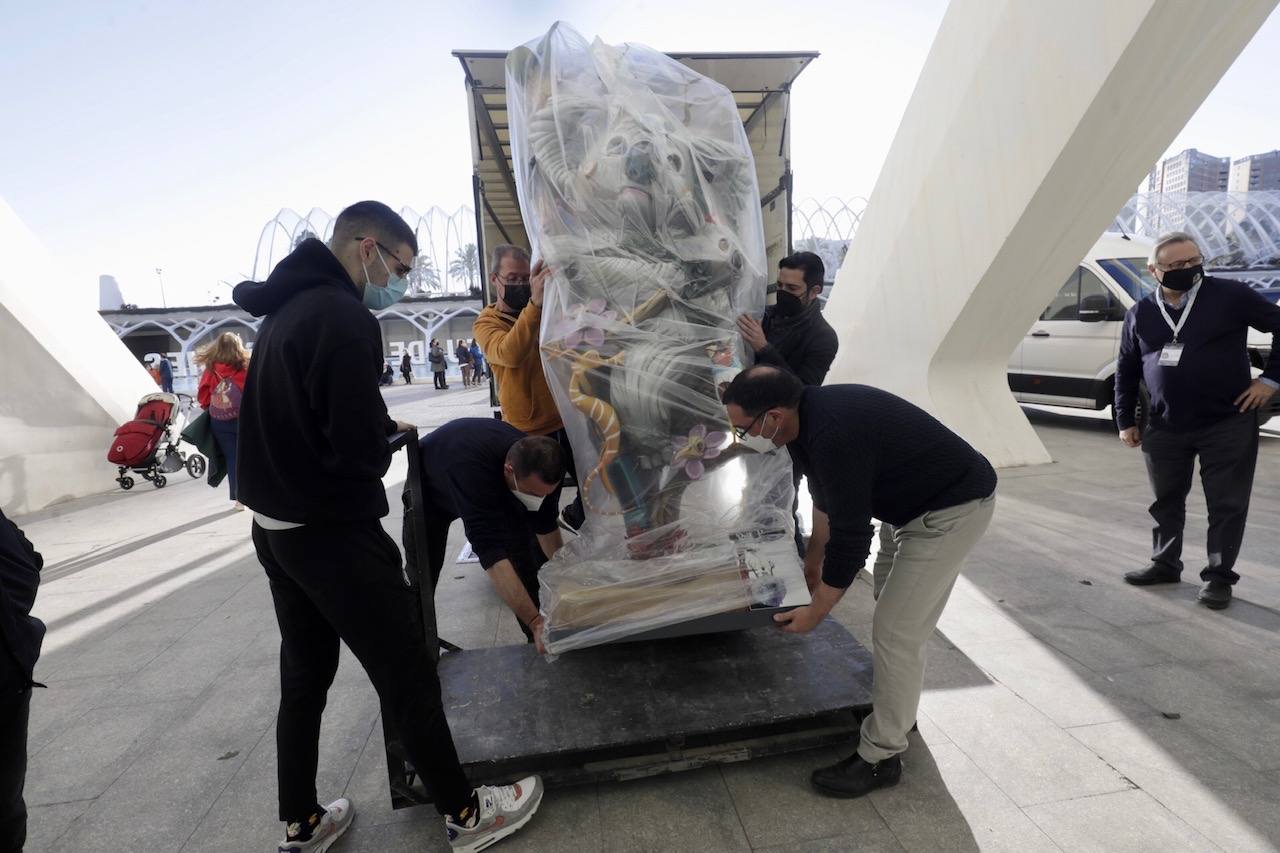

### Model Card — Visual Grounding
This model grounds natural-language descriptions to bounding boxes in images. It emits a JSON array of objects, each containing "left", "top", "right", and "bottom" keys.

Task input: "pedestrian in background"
[
  {"left": 195, "top": 331, "right": 250, "bottom": 510},
  {"left": 456, "top": 339, "right": 473, "bottom": 386},
  {"left": 470, "top": 338, "right": 486, "bottom": 383},
  {"left": 400, "top": 351, "right": 414, "bottom": 385},
  {"left": 430, "top": 339, "right": 448, "bottom": 389}
]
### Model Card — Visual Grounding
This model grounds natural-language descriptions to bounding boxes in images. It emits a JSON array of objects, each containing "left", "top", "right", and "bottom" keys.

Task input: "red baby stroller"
[{"left": 108, "top": 392, "right": 207, "bottom": 490}]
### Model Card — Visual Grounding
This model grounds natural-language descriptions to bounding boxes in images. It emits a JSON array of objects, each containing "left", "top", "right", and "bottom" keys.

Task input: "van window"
[
  {"left": 1041, "top": 270, "right": 1081, "bottom": 321},
  {"left": 1040, "top": 268, "right": 1115, "bottom": 322},
  {"left": 1097, "top": 257, "right": 1158, "bottom": 301}
]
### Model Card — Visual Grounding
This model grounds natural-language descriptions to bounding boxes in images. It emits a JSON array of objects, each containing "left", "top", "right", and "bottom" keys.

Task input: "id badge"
[{"left": 1159, "top": 343, "right": 1184, "bottom": 367}]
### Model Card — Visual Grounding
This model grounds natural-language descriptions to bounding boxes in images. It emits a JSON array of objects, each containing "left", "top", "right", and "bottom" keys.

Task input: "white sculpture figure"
[{"left": 506, "top": 23, "right": 810, "bottom": 653}]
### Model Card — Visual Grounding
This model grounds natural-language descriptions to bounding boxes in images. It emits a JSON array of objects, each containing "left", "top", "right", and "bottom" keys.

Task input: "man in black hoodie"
[
  {"left": 0, "top": 509, "right": 43, "bottom": 853},
  {"left": 233, "top": 201, "right": 543, "bottom": 853}
]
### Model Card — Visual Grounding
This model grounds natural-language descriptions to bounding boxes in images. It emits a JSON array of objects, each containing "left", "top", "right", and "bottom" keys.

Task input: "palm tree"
[
  {"left": 448, "top": 243, "right": 480, "bottom": 293},
  {"left": 408, "top": 256, "right": 441, "bottom": 295}
]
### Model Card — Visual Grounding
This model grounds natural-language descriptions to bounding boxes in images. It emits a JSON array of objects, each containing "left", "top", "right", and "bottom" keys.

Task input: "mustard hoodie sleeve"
[{"left": 474, "top": 303, "right": 542, "bottom": 368}]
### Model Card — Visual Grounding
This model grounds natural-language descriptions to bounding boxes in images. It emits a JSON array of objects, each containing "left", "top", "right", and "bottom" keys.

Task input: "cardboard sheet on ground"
[{"left": 506, "top": 23, "right": 809, "bottom": 654}]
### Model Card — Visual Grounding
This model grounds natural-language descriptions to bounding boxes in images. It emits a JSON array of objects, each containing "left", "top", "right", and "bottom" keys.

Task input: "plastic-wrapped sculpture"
[{"left": 507, "top": 23, "right": 810, "bottom": 653}]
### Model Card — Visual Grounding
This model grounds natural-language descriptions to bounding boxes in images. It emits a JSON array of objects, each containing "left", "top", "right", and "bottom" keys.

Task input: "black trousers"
[
  {"left": 433, "top": 371, "right": 446, "bottom": 389},
  {"left": 546, "top": 427, "right": 584, "bottom": 524},
  {"left": 1143, "top": 411, "right": 1259, "bottom": 584},
  {"left": 0, "top": 685, "right": 30, "bottom": 853},
  {"left": 252, "top": 520, "right": 473, "bottom": 820},
  {"left": 401, "top": 486, "right": 544, "bottom": 642}
]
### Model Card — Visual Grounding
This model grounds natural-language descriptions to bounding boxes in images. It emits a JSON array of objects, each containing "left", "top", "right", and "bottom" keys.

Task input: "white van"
[{"left": 1006, "top": 232, "right": 1277, "bottom": 428}]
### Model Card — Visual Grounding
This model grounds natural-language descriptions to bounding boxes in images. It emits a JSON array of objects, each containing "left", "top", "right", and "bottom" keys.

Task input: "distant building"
[
  {"left": 99, "top": 275, "right": 124, "bottom": 310},
  {"left": 1150, "top": 148, "right": 1230, "bottom": 194},
  {"left": 1229, "top": 150, "right": 1280, "bottom": 192}
]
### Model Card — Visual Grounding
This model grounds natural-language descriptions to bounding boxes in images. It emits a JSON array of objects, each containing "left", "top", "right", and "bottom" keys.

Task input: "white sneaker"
[
  {"left": 445, "top": 777, "right": 544, "bottom": 853},
  {"left": 277, "top": 798, "right": 354, "bottom": 852}
]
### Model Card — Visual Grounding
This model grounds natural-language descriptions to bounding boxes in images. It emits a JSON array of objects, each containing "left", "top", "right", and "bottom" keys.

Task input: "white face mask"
[
  {"left": 738, "top": 412, "right": 781, "bottom": 454},
  {"left": 510, "top": 489, "right": 545, "bottom": 512}
]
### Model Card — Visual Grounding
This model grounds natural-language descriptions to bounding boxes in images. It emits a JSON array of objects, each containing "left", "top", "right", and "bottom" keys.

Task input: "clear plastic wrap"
[{"left": 506, "top": 23, "right": 810, "bottom": 654}]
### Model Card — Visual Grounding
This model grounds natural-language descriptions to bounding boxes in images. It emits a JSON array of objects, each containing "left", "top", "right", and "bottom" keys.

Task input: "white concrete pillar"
[
  {"left": 824, "top": 0, "right": 1278, "bottom": 467},
  {"left": 0, "top": 198, "right": 155, "bottom": 514}
]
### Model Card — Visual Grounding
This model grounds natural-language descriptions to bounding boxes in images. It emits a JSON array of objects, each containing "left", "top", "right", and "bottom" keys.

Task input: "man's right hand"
[
  {"left": 1119, "top": 426, "right": 1141, "bottom": 448},
  {"left": 531, "top": 615, "right": 548, "bottom": 655},
  {"left": 530, "top": 259, "right": 550, "bottom": 307}
]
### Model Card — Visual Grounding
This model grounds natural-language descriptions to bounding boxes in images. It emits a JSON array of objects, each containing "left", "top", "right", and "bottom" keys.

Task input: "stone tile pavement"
[{"left": 13, "top": 391, "right": 1280, "bottom": 851}]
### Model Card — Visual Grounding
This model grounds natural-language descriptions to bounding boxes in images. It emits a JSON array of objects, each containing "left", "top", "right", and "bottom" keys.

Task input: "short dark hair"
[
  {"left": 721, "top": 366, "right": 804, "bottom": 416},
  {"left": 779, "top": 251, "right": 825, "bottom": 290},
  {"left": 331, "top": 201, "right": 418, "bottom": 256},
  {"left": 507, "top": 436, "right": 565, "bottom": 485}
]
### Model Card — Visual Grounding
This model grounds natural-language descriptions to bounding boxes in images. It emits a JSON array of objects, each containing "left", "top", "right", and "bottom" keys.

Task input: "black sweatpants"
[
  {"left": 0, "top": 685, "right": 30, "bottom": 853},
  {"left": 252, "top": 520, "right": 473, "bottom": 820},
  {"left": 1143, "top": 410, "right": 1259, "bottom": 584}
]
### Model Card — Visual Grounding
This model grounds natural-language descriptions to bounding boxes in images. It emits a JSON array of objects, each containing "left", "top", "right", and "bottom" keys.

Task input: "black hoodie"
[{"left": 233, "top": 239, "right": 395, "bottom": 523}]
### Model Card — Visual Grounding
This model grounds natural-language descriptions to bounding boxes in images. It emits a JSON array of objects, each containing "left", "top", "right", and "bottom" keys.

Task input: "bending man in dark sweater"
[
  {"left": 403, "top": 419, "right": 565, "bottom": 653},
  {"left": 723, "top": 366, "right": 997, "bottom": 799},
  {"left": 1115, "top": 231, "right": 1280, "bottom": 610},
  {"left": 234, "top": 201, "right": 542, "bottom": 853}
]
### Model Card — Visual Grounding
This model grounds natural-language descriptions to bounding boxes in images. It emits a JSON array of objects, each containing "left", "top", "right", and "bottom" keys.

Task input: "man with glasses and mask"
[
  {"left": 722, "top": 366, "right": 996, "bottom": 800},
  {"left": 1116, "top": 232, "right": 1280, "bottom": 610},
  {"left": 234, "top": 202, "right": 544, "bottom": 852},
  {"left": 474, "top": 244, "right": 587, "bottom": 531}
]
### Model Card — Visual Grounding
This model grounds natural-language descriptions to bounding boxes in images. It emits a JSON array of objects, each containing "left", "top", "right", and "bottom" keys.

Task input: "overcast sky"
[{"left": 3, "top": 0, "right": 1279, "bottom": 307}]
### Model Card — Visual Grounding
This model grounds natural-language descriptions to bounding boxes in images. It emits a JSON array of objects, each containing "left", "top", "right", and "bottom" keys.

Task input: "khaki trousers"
[{"left": 859, "top": 493, "right": 996, "bottom": 763}]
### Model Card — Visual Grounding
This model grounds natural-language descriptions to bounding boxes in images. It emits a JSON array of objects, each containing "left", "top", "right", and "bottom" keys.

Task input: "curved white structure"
[
  {"left": 1, "top": 198, "right": 155, "bottom": 514},
  {"left": 824, "top": 0, "right": 1279, "bottom": 468}
]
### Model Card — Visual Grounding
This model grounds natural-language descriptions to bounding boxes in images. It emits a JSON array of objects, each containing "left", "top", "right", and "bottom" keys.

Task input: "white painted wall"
[
  {"left": 0, "top": 198, "right": 155, "bottom": 515},
  {"left": 824, "top": 0, "right": 1279, "bottom": 467}
]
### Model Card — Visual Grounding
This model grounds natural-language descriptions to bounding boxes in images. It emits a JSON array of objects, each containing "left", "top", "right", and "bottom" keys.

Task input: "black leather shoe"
[
  {"left": 811, "top": 754, "right": 902, "bottom": 799},
  {"left": 1123, "top": 565, "right": 1181, "bottom": 586},
  {"left": 1197, "top": 582, "right": 1232, "bottom": 610}
]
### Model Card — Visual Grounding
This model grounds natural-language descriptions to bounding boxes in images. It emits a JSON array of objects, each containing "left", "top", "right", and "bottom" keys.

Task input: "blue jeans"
[{"left": 210, "top": 417, "right": 239, "bottom": 500}]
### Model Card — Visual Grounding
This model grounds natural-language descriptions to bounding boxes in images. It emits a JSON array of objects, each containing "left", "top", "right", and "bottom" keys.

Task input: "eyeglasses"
[
  {"left": 498, "top": 274, "right": 530, "bottom": 286},
  {"left": 733, "top": 412, "right": 765, "bottom": 440},
  {"left": 354, "top": 237, "right": 413, "bottom": 277},
  {"left": 1156, "top": 256, "right": 1203, "bottom": 271}
]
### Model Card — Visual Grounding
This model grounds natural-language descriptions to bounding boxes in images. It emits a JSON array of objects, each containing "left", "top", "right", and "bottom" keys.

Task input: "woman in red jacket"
[{"left": 195, "top": 332, "right": 250, "bottom": 509}]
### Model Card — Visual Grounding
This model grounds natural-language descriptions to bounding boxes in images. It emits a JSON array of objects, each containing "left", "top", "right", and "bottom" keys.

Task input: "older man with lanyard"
[{"left": 1116, "top": 231, "right": 1280, "bottom": 610}]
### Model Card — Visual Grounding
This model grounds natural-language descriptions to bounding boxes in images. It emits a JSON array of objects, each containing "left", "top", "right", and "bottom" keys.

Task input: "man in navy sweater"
[
  {"left": 403, "top": 419, "right": 565, "bottom": 653},
  {"left": 723, "top": 366, "right": 997, "bottom": 799},
  {"left": 1115, "top": 232, "right": 1280, "bottom": 610}
]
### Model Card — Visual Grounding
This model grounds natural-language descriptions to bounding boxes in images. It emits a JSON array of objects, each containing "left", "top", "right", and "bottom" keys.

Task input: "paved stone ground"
[{"left": 14, "top": 388, "right": 1280, "bottom": 852}]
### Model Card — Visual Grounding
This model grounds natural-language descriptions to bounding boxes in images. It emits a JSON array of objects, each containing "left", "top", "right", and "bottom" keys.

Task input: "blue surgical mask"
[{"left": 361, "top": 246, "right": 408, "bottom": 310}]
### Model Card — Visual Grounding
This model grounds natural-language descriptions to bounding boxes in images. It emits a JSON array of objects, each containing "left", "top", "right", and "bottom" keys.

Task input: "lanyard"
[{"left": 1155, "top": 284, "right": 1199, "bottom": 343}]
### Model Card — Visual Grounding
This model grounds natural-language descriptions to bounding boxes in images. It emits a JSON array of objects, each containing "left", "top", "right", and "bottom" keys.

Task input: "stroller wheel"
[
  {"left": 119, "top": 476, "right": 135, "bottom": 491},
  {"left": 186, "top": 454, "right": 207, "bottom": 479},
  {"left": 153, "top": 474, "right": 167, "bottom": 489}
]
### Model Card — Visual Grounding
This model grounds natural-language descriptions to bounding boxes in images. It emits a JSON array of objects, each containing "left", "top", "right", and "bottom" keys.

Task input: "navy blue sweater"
[
  {"left": 1115, "top": 277, "right": 1280, "bottom": 432},
  {"left": 787, "top": 386, "right": 997, "bottom": 589},
  {"left": 417, "top": 419, "right": 559, "bottom": 570}
]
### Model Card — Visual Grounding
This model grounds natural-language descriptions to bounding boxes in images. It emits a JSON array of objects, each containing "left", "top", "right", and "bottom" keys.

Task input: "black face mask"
[
  {"left": 773, "top": 290, "right": 806, "bottom": 318},
  {"left": 502, "top": 284, "right": 531, "bottom": 311},
  {"left": 1160, "top": 265, "right": 1203, "bottom": 293}
]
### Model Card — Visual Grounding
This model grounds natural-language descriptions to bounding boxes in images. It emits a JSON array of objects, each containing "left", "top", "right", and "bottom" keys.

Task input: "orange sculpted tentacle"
[{"left": 567, "top": 350, "right": 622, "bottom": 507}]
